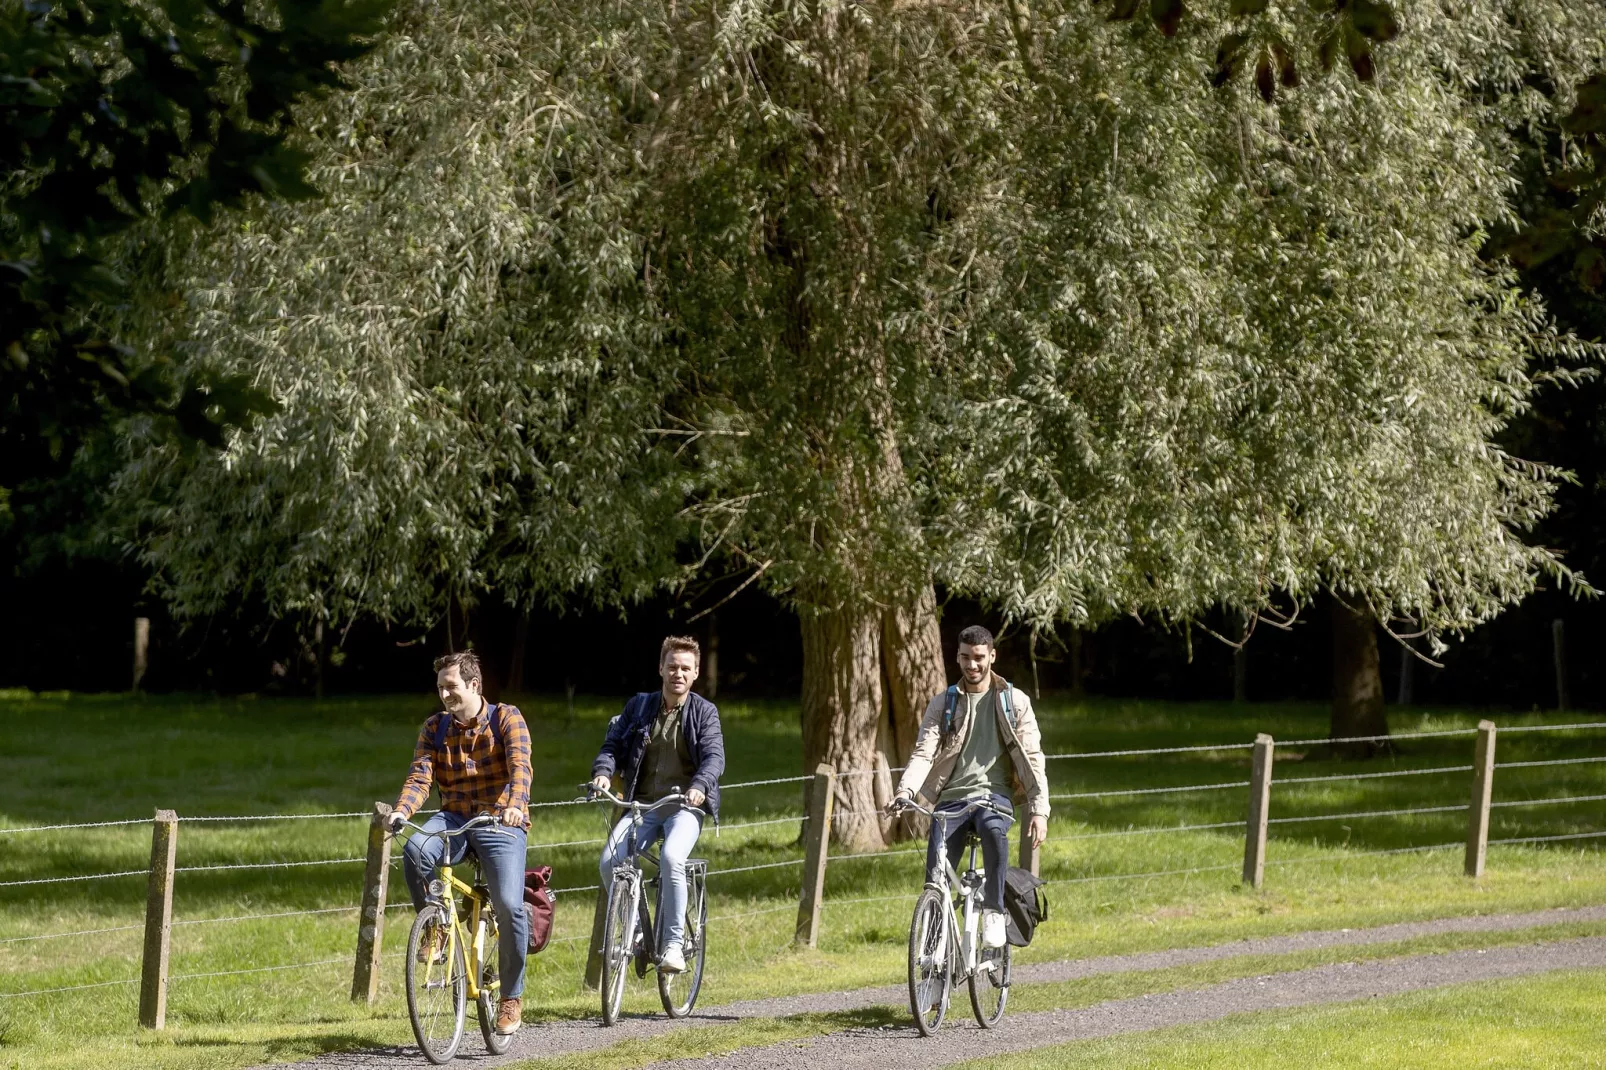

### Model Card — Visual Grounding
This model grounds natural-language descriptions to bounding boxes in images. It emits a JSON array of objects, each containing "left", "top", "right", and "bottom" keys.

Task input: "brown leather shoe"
[
  {"left": 495, "top": 997, "right": 522, "bottom": 1035},
  {"left": 415, "top": 921, "right": 447, "bottom": 965}
]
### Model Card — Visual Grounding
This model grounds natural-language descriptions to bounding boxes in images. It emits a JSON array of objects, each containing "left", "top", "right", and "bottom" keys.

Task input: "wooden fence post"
[
  {"left": 1242, "top": 734, "right": 1274, "bottom": 890},
  {"left": 1018, "top": 819, "right": 1040, "bottom": 877},
  {"left": 139, "top": 809, "right": 178, "bottom": 1029},
  {"left": 351, "top": 802, "right": 393, "bottom": 1003},
  {"left": 583, "top": 884, "right": 609, "bottom": 989},
  {"left": 794, "top": 763, "right": 836, "bottom": 948},
  {"left": 1465, "top": 720, "right": 1498, "bottom": 878}
]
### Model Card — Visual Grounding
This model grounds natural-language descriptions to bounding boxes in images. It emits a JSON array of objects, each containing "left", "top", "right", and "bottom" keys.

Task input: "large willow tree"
[{"left": 117, "top": 0, "right": 1604, "bottom": 846}]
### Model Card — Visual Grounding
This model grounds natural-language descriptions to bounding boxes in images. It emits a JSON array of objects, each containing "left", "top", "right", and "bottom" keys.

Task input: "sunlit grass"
[{"left": 0, "top": 691, "right": 1601, "bottom": 1069}]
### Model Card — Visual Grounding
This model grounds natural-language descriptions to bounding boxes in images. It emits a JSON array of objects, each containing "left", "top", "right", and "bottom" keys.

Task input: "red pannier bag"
[{"left": 523, "top": 866, "right": 555, "bottom": 954}]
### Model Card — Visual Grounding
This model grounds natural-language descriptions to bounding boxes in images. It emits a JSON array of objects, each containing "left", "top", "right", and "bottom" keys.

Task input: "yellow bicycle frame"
[{"left": 424, "top": 861, "right": 497, "bottom": 1002}]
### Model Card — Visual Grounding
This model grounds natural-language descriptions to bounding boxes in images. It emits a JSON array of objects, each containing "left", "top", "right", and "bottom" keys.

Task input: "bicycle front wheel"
[
  {"left": 907, "top": 887, "right": 953, "bottom": 1037},
  {"left": 659, "top": 860, "right": 707, "bottom": 1018},
  {"left": 969, "top": 940, "right": 1011, "bottom": 1028},
  {"left": 600, "top": 877, "right": 636, "bottom": 1026},
  {"left": 406, "top": 905, "right": 467, "bottom": 1064},
  {"left": 475, "top": 903, "right": 514, "bottom": 1054}
]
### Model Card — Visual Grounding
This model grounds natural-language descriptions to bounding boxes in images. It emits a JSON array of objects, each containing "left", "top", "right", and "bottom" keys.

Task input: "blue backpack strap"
[
  {"left": 998, "top": 683, "right": 1016, "bottom": 730},
  {"left": 942, "top": 685, "right": 960, "bottom": 737}
]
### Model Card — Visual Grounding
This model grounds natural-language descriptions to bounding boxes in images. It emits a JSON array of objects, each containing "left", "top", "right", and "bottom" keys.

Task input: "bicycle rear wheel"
[
  {"left": 406, "top": 905, "right": 467, "bottom": 1064},
  {"left": 968, "top": 941, "right": 1011, "bottom": 1027},
  {"left": 659, "top": 860, "right": 707, "bottom": 1018},
  {"left": 475, "top": 903, "right": 514, "bottom": 1054},
  {"left": 600, "top": 877, "right": 636, "bottom": 1026},
  {"left": 907, "top": 887, "right": 953, "bottom": 1037}
]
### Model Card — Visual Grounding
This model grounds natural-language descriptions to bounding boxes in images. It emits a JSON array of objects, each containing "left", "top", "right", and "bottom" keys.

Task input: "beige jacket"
[{"left": 896, "top": 673, "right": 1050, "bottom": 819}]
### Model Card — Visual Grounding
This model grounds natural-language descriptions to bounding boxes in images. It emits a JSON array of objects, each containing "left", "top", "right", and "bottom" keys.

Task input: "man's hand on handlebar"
[
  {"left": 500, "top": 807, "right": 525, "bottom": 827},
  {"left": 886, "top": 789, "right": 914, "bottom": 815},
  {"left": 385, "top": 811, "right": 407, "bottom": 835},
  {"left": 590, "top": 775, "right": 611, "bottom": 794},
  {"left": 686, "top": 787, "right": 706, "bottom": 809}
]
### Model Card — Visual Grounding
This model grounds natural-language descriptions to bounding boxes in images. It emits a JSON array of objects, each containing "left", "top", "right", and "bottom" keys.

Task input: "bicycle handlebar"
[
  {"left": 396, "top": 812, "right": 516, "bottom": 840},
  {"left": 578, "top": 783, "right": 707, "bottom": 819},
  {"left": 887, "top": 796, "right": 1012, "bottom": 822}
]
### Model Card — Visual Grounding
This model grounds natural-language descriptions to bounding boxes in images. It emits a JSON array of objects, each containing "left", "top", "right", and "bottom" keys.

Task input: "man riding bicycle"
[
  {"left": 386, "top": 651, "right": 532, "bottom": 1036},
  {"left": 890, "top": 625, "right": 1049, "bottom": 951},
  {"left": 589, "top": 636, "right": 725, "bottom": 974}
]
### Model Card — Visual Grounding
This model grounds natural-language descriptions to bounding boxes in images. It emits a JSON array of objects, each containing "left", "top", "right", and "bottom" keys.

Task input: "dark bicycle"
[{"left": 581, "top": 784, "right": 709, "bottom": 1024}]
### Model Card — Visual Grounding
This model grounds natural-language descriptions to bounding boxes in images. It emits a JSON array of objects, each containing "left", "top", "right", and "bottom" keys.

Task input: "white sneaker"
[
  {"left": 981, "top": 910, "right": 1008, "bottom": 950},
  {"left": 659, "top": 942, "right": 687, "bottom": 973}
]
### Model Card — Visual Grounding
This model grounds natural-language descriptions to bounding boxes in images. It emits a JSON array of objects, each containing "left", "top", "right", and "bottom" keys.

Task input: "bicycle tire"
[
  {"left": 600, "top": 875, "right": 636, "bottom": 1026},
  {"left": 406, "top": 905, "right": 467, "bottom": 1064},
  {"left": 907, "top": 887, "right": 953, "bottom": 1037},
  {"left": 475, "top": 903, "right": 514, "bottom": 1054},
  {"left": 968, "top": 940, "right": 1011, "bottom": 1028},
  {"left": 658, "top": 860, "right": 707, "bottom": 1018}
]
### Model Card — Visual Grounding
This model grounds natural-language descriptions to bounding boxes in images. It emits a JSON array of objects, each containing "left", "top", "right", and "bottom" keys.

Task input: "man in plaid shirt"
[{"left": 386, "top": 651, "right": 532, "bottom": 1035}]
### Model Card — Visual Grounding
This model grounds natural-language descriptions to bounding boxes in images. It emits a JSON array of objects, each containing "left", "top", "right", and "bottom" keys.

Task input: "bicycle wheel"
[
  {"left": 600, "top": 876, "right": 636, "bottom": 1026},
  {"left": 968, "top": 940, "right": 1011, "bottom": 1028},
  {"left": 475, "top": 903, "right": 514, "bottom": 1054},
  {"left": 406, "top": 905, "right": 467, "bottom": 1064},
  {"left": 658, "top": 860, "right": 707, "bottom": 1018},
  {"left": 907, "top": 887, "right": 953, "bottom": 1037}
]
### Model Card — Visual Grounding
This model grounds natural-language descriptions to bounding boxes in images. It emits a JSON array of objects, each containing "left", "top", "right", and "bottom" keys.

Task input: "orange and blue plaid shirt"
[{"left": 394, "top": 702, "right": 532, "bottom": 823}]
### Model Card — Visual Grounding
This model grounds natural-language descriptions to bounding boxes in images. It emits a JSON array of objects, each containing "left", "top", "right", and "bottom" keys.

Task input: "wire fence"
[{"left": 3, "top": 718, "right": 1602, "bottom": 1009}]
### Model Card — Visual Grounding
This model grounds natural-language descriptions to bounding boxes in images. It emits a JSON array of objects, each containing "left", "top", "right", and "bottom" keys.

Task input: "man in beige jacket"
[{"left": 890, "top": 625, "right": 1049, "bottom": 949}]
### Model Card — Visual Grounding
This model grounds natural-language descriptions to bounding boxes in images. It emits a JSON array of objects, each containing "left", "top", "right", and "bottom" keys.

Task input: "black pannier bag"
[{"left": 1002, "top": 866, "right": 1048, "bottom": 947}]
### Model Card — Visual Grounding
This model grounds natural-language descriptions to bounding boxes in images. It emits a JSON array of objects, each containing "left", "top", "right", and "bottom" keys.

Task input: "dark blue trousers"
[{"left": 924, "top": 792, "right": 1013, "bottom": 912}]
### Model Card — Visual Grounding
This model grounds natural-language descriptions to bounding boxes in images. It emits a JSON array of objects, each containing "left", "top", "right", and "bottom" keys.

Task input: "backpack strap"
[
  {"left": 996, "top": 681, "right": 1017, "bottom": 730},
  {"left": 941, "top": 685, "right": 960, "bottom": 738}
]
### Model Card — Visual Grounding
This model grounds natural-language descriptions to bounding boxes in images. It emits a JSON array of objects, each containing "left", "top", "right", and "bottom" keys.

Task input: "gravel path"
[
  {"left": 656, "top": 936, "right": 1606, "bottom": 1070},
  {"left": 250, "top": 904, "right": 1606, "bottom": 1070}
]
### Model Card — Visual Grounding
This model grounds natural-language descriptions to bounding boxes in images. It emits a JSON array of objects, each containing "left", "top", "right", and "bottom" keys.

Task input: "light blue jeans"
[{"left": 599, "top": 808, "right": 702, "bottom": 949}]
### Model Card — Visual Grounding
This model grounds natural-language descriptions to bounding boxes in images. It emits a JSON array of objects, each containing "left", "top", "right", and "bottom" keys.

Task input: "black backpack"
[{"left": 1003, "top": 866, "right": 1048, "bottom": 947}]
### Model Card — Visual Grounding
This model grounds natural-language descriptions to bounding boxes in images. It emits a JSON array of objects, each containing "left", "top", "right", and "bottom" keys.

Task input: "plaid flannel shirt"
[{"left": 394, "top": 702, "right": 532, "bottom": 824}]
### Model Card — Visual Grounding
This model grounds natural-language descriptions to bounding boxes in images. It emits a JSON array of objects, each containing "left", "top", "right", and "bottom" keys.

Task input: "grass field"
[
  {"left": 956, "top": 967, "right": 1606, "bottom": 1069},
  {"left": 1, "top": 689, "right": 1602, "bottom": 1070}
]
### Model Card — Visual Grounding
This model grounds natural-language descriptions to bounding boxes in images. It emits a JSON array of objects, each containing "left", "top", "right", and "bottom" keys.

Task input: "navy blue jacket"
[{"left": 591, "top": 692, "right": 725, "bottom": 819}]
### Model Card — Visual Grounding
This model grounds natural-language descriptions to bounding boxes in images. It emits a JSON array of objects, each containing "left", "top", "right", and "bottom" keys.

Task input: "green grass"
[
  {"left": 957, "top": 967, "right": 1606, "bottom": 1069},
  {"left": 0, "top": 690, "right": 1602, "bottom": 1070}
]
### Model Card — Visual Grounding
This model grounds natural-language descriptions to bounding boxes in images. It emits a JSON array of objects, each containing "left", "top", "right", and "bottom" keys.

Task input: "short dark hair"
[
  {"left": 957, "top": 625, "right": 994, "bottom": 649},
  {"left": 434, "top": 650, "right": 483, "bottom": 688},
  {"left": 661, "top": 635, "right": 701, "bottom": 666}
]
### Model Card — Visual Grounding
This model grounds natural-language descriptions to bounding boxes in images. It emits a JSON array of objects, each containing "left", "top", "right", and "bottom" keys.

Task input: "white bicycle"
[{"left": 890, "top": 797, "right": 1013, "bottom": 1036}]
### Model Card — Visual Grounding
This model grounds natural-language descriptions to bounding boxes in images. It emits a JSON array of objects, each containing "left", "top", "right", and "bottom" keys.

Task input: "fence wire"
[
  {"left": 1275, "top": 766, "right": 1474, "bottom": 786},
  {"left": 0, "top": 870, "right": 145, "bottom": 888},
  {"left": 0, "top": 977, "right": 139, "bottom": 999},
  {"left": 1494, "top": 756, "right": 1606, "bottom": 770},
  {"left": 1051, "top": 780, "right": 1251, "bottom": 801},
  {"left": 0, "top": 818, "right": 151, "bottom": 835}
]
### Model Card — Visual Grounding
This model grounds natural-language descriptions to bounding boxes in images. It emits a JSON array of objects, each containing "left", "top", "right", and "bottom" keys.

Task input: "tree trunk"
[
  {"left": 507, "top": 612, "right": 529, "bottom": 695},
  {"left": 1331, "top": 596, "right": 1389, "bottom": 757},
  {"left": 880, "top": 583, "right": 946, "bottom": 840},
  {"left": 801, "top": 606, "right": 890, "bottom": 852},
  {"left": 704, "top": 612, "right": 720, "bottom": 700}
]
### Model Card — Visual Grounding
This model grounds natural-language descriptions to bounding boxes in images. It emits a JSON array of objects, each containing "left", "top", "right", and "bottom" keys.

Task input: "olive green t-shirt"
[
  {"left": 638, "top": 700, "right": 697, "bottom": 802},
  {"left": 938, "top": 688, "right": 1012, "bottom": 804}
]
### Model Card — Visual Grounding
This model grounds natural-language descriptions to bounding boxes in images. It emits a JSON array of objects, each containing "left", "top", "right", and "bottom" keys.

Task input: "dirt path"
[{"left": 253, "top": 904, "right": 1606, "bottom": 1069}]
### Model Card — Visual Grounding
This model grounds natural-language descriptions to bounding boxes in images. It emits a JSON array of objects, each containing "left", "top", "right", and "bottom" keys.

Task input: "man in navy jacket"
[{"left": 590, "top": 635, "right": 725, "bottom": 972}]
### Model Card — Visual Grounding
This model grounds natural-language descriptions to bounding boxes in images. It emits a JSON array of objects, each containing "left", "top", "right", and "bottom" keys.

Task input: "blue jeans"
[
  {"left": 598, "top": 808, "right": 702, "bottom": 949},
  {"left": 402, "top": 812, "right": 530, "bottom": 999},
  {"left": 925, "top": 793, "right": 1013, "bottom": 913}
]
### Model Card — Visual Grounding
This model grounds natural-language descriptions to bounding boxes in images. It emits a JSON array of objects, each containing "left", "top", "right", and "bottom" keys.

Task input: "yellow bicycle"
[{"left": 398, "top": 814, "right": 516, "bottom": 1064}]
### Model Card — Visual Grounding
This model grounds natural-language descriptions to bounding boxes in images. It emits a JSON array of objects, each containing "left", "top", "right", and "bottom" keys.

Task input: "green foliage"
[
  {"left": 0, "top": 0, "right": 390, "bottom": 525},
  {"left": 117, "top": 0, "right": 1606, "bottom": 653}
]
